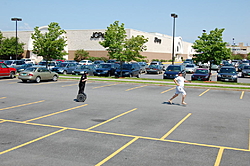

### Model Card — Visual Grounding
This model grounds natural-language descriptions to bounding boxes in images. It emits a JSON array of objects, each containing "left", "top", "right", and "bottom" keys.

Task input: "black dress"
[{"left": 78, "top": 74, "right": 87, "bottom": 94}]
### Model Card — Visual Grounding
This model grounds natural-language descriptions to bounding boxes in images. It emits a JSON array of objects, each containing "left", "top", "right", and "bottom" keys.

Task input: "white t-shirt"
[{"left": 175, "top": 76, "right": 185, "bottom": 87}]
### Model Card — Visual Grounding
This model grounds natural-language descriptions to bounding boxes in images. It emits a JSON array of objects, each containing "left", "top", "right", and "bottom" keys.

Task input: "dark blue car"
[{"left": 163, "top": 65, "right": 186, "bottom": 79}]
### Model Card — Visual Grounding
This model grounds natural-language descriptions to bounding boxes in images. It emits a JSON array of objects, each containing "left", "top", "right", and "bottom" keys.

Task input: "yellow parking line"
[
  {"left": 95, "top": 137, "right": 139, "bottom": 166},
  {"left": 240, "top": 91, "right": 245, "bottom": 99},
  {"left": 199, "top": 89, "right": 210, "bottom": 96},
  {"left": 125, "top": 85, "right": 147, "bottom": 91},
  {"left": 34, "top": 82, "right": 58, "bottom": 85},
  {"left": 86, "top": 108, "right": 137, "bottom": 131},
  {"left": 0, "top": 97, "right": 6, "bottom": 99},
  {"left": 0, "top": 128, "right": 67, "bottom": 155},
  {"left": 160, "top": 113, "right": 192, "bottom": 140},
  {"left": 62, "top": 83, "right": 78, "bottom": 87},
  {"left": 214, "top": 147, "right": 224, "bottom": 166},
  {"left": 92, "top": 83, "right": 118, "bottom": 89},
  {"left": 0, "top": 100, "right": 45, "bottom": 111},
  {"left": 161, "top": 87, "right": 175, "bottom": 94},
  {"left": 24, "top": 104, "right": 88, "bottom": 122}
]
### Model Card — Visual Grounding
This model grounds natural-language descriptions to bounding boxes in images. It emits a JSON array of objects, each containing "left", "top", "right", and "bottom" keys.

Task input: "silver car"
[{"left": 18, "top": 67, "right": 58, "bottom": 83}]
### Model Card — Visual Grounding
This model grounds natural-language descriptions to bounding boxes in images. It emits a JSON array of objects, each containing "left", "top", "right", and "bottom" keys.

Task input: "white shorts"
[{"left": 175, "top": 86, "right": 186, "bottom": 95}]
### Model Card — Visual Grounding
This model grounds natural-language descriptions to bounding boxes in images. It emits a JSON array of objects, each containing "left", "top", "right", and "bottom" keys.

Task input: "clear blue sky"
[{"left": 1, "top": 0, "right": 249, "bottom": 45}]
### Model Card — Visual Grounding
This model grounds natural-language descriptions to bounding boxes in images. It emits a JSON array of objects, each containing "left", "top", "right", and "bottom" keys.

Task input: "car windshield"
[
  {"left": 79, "top": 65, "right": 90, "bottom": 69},
  {"left": 98, "top": 64, "right": 111, "bottom": 68},
  {"left": 167, "top": 66, "right": 180, "bottom": 71},
  {"left": 186, "top": 64, "right": 194, "bottom": 67},
  {"left": 148, "top": 65, "right": 158, "bottom": 68},
  {"left": 122, "top": 64, "right": 132, "bottom": 70},
  {"left": 195, "top": 69, "right": 208, "bottom": 74},
  {"left": 4, "top": 61, "right": 12, "bottom": 65},
  {"left": 57, "top": 63, "right": 67, "bottom": 67},
  {"left": 243, "top": 66, "right": 250, "bottom": 69},
  {"left": 220, "top": 68, "right": 236, "bottom": 73},
  {"left": 24, "top": 67, "right": 37, "bottom": 72}
]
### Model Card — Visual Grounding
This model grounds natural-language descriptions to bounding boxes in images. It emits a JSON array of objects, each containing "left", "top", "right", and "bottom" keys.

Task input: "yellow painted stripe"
[
  {"left": 161, "top": 87, "right": 175, "bottom": 94},
  {"left": 92, "top": 83, "right": 118, "bottom": 89},
  {"left": 0, "top": 128, "right": 67, "bottom": 155},
  {"left": 62, "top": 83, "right": 78, "bottom": 87},
  {"left": 1, "top": 117, "right": 250, "bottom": 152},
  {"left": 125, "top": 85, "right": 147, "bottom": 91},
  {"left": 95, "top": 137, "right": 139, "bottom": 166},
  {"left": 86, "top": 108, "right": 137, "bottom": 131},
  {"left": 214, "top": 148, "right": 224, "bottom": 166},
  {"left": 33, "top": 82, "right": 58, "bottom": 86},
  {"left": 0, "top": 100, "right": 45, "bottom": 111},
  {"left": 0, "top": 97, "right": 6, "bottom": 99},
  {"left": 199, "top": 89, "right": 210, "bottom": 96},
  {"left": 240, "top": 91, "right": 244, "bottom": 99},
  {"left": 160, "top": 113, "right": 192, "bottom": 139},
  {"left": 24, "top": 104, "right": 88, "bottom": 122}
]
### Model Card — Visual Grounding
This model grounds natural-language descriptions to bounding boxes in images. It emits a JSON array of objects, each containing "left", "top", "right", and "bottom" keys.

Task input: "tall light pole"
[
  {"left": 171, "top": 13, "right": 178, "bottom": 65},
  {"left": 11, "top": 17, "right": 22, "bottom": 60}
]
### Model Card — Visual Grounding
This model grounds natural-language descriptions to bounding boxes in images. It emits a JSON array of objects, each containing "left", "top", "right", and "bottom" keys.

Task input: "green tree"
[
  {"left": 0, "top": 34, "right": 25, "bottom": 60},
  {"left": 192, "top": 28, "right": 231, "bottom": 69},
  {"left": 99, "top": 21, "right": 148, "bottom": 62},
  {"left": 74, "top": 49, "right": 89, "bottom": 62},
  {"left": 31, "top": 22, "right": 67, "bottom": 66}
]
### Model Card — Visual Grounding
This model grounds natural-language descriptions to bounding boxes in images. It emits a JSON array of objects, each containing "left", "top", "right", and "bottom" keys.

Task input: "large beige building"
[{"left": 2, "top": 27, "right": 195, "bottom": 62}]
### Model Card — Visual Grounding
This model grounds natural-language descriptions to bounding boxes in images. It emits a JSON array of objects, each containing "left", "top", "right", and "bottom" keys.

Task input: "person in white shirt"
[{"left": 168, "top": 72, "right": 191, "bottom": 105}]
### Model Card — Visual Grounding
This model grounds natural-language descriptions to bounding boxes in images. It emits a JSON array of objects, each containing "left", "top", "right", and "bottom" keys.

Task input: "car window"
[
  {"left": 167, "top": 66, "right": 180, "bottom": 71},
  {"left": 243, "top": 66, "right": 250, "bottom": 69},
  {"left": 0, "top": 63, "right": 7, "bottom": 68},
  {"left": 195, "top": 69, "right": 208, "bottom": 74},
  {"left": 220, "top": 68, "right": 236, "bottom": 73}
]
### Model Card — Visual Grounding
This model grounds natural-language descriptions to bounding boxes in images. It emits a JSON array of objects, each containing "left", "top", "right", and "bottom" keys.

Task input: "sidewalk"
[{"left": 60, "top": 76, "right": 250, "bottom": 89}]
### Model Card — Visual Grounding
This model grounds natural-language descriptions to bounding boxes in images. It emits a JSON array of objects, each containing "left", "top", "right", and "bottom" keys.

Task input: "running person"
[{"left": 168, "top": 72, "right": 191, "bottom": 105}]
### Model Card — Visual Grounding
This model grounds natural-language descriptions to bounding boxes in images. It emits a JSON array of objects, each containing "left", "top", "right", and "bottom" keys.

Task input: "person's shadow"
[{"left": 162, "top": 102, "right": 186, "bottom": 107}]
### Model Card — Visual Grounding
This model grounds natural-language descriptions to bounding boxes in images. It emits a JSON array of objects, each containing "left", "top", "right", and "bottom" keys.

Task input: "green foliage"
[
  {"left": 74, "top": 49, "right": 89, "bottom": 62},
  {"left": 192, "top": 28, "right": 231, "bottom": 66},
  {"left": 31, "top": 22, "right": 67, "bottom": 61},
  {"left": 230, "top": 54, "right": 244, "bottom": 60},
  {"left": 0, "top": 31, "right": 25, "bottom": 59},
  {"left": 99, "top": 21, "right": 148, "bottom": 62}
]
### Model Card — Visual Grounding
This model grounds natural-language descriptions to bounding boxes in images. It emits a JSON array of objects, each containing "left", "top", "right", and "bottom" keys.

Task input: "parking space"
[{"left": 0, "top": 78, "right": 249, "bottom": 166}]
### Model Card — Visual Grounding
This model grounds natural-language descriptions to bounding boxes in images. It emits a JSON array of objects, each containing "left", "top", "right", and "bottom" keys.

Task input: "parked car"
[
  {"left": 138, "top": 62, "right": 148, "bottom": 73},
  {"left": 0, "top": 62, "right": 17, "bottom": 78},
  {"left": 4, "top": 60, "right": 25, "bottom": 68},
  {"left": 93, "top": 60, "right": 105, "bottom": 65},
  {"left": 51, "top": 62, "right": 78, "bottom": 74},
  {"left": 241, "top": 65, "right": 250, "bottom": 78},
  {"left": 21, "top": 58, "right": 34, "bottom": 64},
  {"left": 18, "top": 67, "right": 58, "bottom": 83},
  {"left": 210, "top": 64, "right": 219, "bottom": 70},
  {"left": 72, "top": 65, "right": 96, "bottom": 76},
  {"left": 182, "top": 61, "right": 192, "bottom": 67},
  {"left": 114, "top": 63, "right": 141, "bottom": 78},
  {"left": 38, "top": 61, "right": 57, "bottom": 69},
  {"left": 237, "top": 64, "right": 247, "bottom": 72},
  {"left": 146, "top": 64, "right": 163, "bottom": 74},
  {"left": 163, "top": 65, "right": 186, "bottom": 79},
  {"left": 16, "top": 63, "right": 34, "bottom": 72},
  {"left": 79, "top": 60, "right": 93, "bottom": 65},
  {"left": 191, "top": 68, "right": 211, "bottom": 81},
  {"left": 94, "top": 63, "right": 119, "bottom": 76},
  {"left": 217, "top": 66, "right": 238, "bottom": 82},
  {"left": 185, "top": 64, "right": 198, "bottom": 73},
  {"left": 150, "top": 61, "right": 165, "bottom": 70}
]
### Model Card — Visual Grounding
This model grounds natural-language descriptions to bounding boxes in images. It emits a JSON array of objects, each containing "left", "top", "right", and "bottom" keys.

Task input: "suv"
[
  {"left": 114, "top": 63, "right": 141, "bottom": 78},
  {"left": 0, "top": 62, "right": 17, "bottom": 78},
  {"left": 93, "top": 63, "right": 119, "bottom": 76},
  {"left": 163, "top": 65, "right": 186, "bottom": 79},
  {"left": 51, "top": 62, "right": 78, "bottom": 74},
  {"left": 217, "top": 66, "right": 238, "bottom": 82},
  {"left": 4, "top": 60, "right": 25, "bottom": 68}
]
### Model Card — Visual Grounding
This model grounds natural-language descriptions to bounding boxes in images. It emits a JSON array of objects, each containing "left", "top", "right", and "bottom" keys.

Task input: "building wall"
[{"left": 2, "top": 28, "right": 194, "bottom": 62}]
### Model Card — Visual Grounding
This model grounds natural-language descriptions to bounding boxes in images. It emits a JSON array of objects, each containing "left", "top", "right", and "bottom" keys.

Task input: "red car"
[
  {"left": 0, "top": 62, "right": 17, "bottom": 78},
  {"left": 191, "top": 68, "right": 211, "bottom": 81}
]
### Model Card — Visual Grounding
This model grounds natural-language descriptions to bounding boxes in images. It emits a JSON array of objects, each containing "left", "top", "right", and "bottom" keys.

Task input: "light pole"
[
  {"left": 11, "top": 17, "right": 22, "bottom": 60},
  {"left": 171, "top": 13, "right": 178, "bottom": 65}
]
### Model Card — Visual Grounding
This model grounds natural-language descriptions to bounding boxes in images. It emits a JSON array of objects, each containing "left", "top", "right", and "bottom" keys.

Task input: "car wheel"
[
  {"left": 242, "top": 74, "right": 244, "bottom": 78},
  {"left": 63, "top": 70, "right": 67, "bottom": 75},
  {"left": 52, "top": 75, "right": 58, "bottom": 81},
  {"left": 22, "top": 79, "right": 27, "bottom": 83},
  {"left": 35, "top": 76, "right": 41, "bottom": 83},
  {"left": 9, "top": 71, "right": 15, "bottom": 79},
  {"left": 137, "top": 73, "right": 141, "bottom": 78}
]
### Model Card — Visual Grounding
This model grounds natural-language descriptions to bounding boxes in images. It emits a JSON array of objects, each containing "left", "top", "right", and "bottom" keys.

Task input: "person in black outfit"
[{"left": 78, "top": 71, "right": 88, "bottom": 94}]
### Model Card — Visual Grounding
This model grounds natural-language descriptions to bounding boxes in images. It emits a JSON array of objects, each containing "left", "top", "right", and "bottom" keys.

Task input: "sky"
[{"left": 1, "top": 0, "right": 249, "bottom": 45}]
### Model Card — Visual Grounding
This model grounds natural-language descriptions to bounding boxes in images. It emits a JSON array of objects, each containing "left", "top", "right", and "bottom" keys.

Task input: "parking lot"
[{"left": 0, "top": 78, "right": 249, "bottom": 166}]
